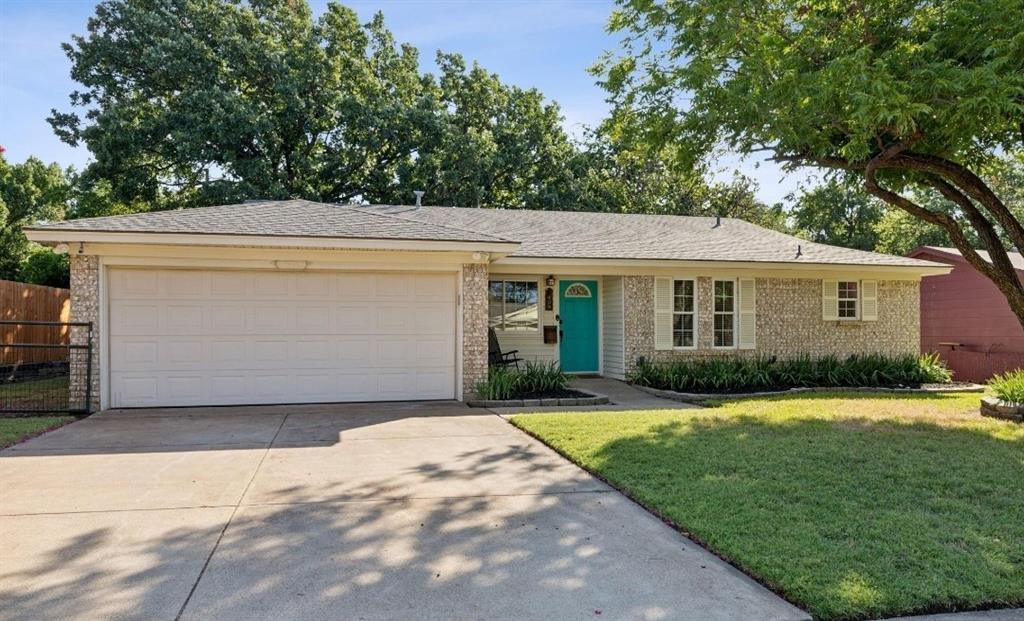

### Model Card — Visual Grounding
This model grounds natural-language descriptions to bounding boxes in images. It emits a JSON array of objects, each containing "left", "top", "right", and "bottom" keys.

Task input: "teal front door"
[{"left": 559, "top": 280, "right": 599, "bottom": 373}]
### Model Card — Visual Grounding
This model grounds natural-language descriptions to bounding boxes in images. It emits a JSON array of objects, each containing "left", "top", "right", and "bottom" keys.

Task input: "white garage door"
[{"left": 108, "top": 268, "right": 457, "bottom": 407}]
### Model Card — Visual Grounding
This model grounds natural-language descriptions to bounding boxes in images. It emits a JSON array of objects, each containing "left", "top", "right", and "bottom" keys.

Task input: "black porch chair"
[{"left": 488, "top": 328, "right": 523, "bottom": 369}]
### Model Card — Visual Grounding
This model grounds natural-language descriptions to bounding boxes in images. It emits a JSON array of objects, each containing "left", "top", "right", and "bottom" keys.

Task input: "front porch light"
[{"left": 545, "top": 275, "right": 556, "bottom": 287}]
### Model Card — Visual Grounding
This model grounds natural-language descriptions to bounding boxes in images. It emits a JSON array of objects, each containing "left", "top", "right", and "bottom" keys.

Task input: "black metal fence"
[{"left": 1, "top": 320, "right": 93, "bottom": 416}]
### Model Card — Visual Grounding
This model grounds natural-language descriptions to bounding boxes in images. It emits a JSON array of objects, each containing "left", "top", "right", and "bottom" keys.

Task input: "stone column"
[
  {"left": 461, "top": 263, "right": 489, "bottom": 399},
  {"left": 69, "top": 254, "right": 100, "bottom": 412},
  {"left": 622, "top": 275, "right": 652, "bottom": 376}
]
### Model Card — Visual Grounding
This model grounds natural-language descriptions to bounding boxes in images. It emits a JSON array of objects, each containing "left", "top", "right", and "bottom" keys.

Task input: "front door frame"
[{"left": 558, "top": 278, "right": 601, "bottom": 374}]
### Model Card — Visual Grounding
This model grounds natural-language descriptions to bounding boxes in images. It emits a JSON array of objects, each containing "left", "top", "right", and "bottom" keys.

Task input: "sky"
[{"left": 0, "top": 0, "right": 812, "bottom": 206}]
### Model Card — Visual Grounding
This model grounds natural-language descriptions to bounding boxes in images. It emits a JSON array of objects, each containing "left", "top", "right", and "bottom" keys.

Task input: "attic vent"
[{"left": 413, "top": 190, "right": 425, "bottom": 207}]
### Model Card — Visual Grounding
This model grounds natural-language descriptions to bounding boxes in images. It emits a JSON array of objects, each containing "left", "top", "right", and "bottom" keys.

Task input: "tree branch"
[
  {"left": 924, "top": 175, "right": 1021, "bottom": 285},
  {"left": 891, "top": 153, "right": 1024, "bottom": 256}
]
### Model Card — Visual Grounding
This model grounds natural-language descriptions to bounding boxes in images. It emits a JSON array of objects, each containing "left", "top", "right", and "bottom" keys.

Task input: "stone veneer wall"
[
  {"left": 461, "top": 263, "right": 489, "bottom": 399},
  {"left": 623, "top": 275, "right": 920, "bottom": 375},
  {"left": 70, "top": 254, "right": 101, "bottom": 412}
]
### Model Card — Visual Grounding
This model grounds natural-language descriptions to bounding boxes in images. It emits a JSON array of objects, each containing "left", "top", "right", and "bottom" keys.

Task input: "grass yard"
[
  {"left": 0, "top": 376, "right": 71, "bottom": 411},
  {"left": 0, "top": 416, "right": 75, "bottom": 449},
  {"left": 511, "top": 392, "right": 1024, "bottom": 621}
]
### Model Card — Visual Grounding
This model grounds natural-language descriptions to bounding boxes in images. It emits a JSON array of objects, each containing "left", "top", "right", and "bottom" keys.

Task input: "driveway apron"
[{"left": 0, "top": 401, "right": 808, "bottom": 621}]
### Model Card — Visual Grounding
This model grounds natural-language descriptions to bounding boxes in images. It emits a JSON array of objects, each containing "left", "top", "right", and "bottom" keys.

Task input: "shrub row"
[
  {"left": 630, "top": 353, "right": 952, "bottom": 394},
  {"left": 990, "top": 368, "right": 1024, "bottom": 405},
  {"left": 476, "top": 361, "right": 569, "bottom": 400}
]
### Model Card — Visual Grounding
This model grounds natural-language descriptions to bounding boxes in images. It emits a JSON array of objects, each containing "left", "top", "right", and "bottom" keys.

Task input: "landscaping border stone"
[
  {"left": 467, "top": 388, "right": 609, "bottom": 408},
  {"left": 980, "top": 396, "right": 1024, "bottom": 422},
  {"left": 636, "top": 383, "right": 986, "bottom": 404}
]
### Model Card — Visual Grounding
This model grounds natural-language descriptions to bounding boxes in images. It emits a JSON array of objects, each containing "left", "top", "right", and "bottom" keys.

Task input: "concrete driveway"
[{"left": 0, "top": 402, "right": 808, "bottom": 621}]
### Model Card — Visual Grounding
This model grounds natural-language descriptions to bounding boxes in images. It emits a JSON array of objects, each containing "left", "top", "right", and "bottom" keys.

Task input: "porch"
[{"left": 488, "top": 274, "right": 625, "bottom": 379}]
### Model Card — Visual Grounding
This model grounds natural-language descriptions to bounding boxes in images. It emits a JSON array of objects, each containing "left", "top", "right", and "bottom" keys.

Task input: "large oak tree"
[
  {"left": 49, "top": 0, "right": 585, "bottom": 210},
  {"left": 598, "top": 0, "right": 1024, "bottom": 328}
]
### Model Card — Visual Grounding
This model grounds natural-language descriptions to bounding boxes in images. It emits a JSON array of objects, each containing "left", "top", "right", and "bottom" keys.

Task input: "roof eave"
[
  {"left": 909, "top": 245, "right": 1024, "bottom": 273},
  {"left": 23, "top": 228, "right": 520, "bottom": 255},
  {"left": 494, "top": 255, "right": 952, "bottom": 277}
]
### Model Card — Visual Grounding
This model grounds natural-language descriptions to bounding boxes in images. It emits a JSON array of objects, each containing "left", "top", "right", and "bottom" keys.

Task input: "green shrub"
[
  {"left": 476, "top": 365, "right": 521, "bottom": 400},
  {"left": 990, "top": 368, "right": 1024, "bottom": 405},
  {"left": 518, "top": 361, "right": 569, "bottom": 394},
  {"left": 629, "top": 353, "right": 952, "bottom": 394},
  {"left": 475, "top": 361, "right": 569, "bottom": 400}
]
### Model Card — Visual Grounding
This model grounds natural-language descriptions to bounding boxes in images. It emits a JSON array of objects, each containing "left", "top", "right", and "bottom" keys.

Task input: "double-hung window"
[
  {"left": 488, "top": 280, "right": 539, "bottom": 331},
  {"left": 713, "top": 279, "right": 736, "bottom": 348},
  {"left": 838, "top": 281, "right": 859, "bottom": 319},
  {"left": 672, "top": 279, "right": 696, "bottom": 348}
]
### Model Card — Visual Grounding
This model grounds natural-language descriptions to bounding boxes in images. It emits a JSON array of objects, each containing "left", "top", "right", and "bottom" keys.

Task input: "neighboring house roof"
[
  {"left": 910, "top": 246, "right": 1024, "bottom": 272},
  {"left": 375, "top": 205, "right": 938, "bottom": 268},
  {"left": 26, "top": 199, "right": 942, "bottom": 269},
  {"left": 26, "top": 199, "right": 512, "bottom": 244}
]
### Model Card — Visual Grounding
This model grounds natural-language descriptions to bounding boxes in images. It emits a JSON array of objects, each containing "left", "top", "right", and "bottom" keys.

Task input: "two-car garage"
[{"left": 107, "top": 268, "right": 458, "bottom": 408}]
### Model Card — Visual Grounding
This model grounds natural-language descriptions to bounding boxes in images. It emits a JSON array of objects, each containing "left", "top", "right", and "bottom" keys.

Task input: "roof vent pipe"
[
  {"left": 413, "top": 190, "right": 425, "bottom": 207},
  {"left": 714, "top": 215, "right": 721, "bottom": 228},
  {"left": 796, "top": 244, "right": 803, "bottom": 258}
]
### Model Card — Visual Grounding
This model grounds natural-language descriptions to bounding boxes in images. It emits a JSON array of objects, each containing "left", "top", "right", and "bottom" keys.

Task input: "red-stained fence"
[{"left": 940, "top": 350, "right": 1023, "bottom": 383}]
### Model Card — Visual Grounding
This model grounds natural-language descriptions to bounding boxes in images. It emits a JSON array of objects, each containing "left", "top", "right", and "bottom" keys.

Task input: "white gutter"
[
  {"left": 493, "top": 256, "right": 952, "bottom": 277},
  {"left": 24, "top": 228, "right": 521, "bottom": 255}
]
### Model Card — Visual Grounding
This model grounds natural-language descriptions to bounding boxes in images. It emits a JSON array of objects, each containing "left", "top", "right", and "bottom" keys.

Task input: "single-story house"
[
  {"left": 908, "top": 246, "right": 1024, "bottom": 381},
  {"left": 25, "top": 200, "right": 949, "bottom": 410}
]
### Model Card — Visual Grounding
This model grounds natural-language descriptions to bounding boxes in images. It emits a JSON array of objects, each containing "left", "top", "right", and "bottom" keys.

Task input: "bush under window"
[{"left": 630, "top": 353, "right": 952, "bottom": 394}]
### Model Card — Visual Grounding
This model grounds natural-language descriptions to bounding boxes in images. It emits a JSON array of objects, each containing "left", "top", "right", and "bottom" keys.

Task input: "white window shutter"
[
  {"left": 738, "top": 278, "right": 756, "bottom": 349},
  {"left": 861, "top": 280, "right": 878, "bottom": 321},
  {"left": 822, "top": 280, "right": 839, "bottom": 321},
  {"left": 654, "top": 277, "right": 673, "bottom": 350}
]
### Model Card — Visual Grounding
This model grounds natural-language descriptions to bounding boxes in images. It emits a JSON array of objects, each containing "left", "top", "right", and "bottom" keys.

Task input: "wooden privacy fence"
[{"left": 1, "top": 280, "right": 71, "bottom": 365}]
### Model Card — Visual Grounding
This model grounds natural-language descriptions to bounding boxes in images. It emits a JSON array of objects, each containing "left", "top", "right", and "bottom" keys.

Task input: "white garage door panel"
[{"left": 108, "top": 269, "right": 457, "bottom": 407}]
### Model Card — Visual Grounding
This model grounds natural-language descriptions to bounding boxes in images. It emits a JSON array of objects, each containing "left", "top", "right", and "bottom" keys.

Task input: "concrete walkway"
[
  {"left": 0, "top": 400, "right": 804, "bottom": 621},
  {"left": 489, "top": 376, "right": 698, "bottom": 415}
]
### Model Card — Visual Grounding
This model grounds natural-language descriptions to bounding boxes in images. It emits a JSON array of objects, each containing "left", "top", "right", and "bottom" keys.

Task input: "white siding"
[
  {"left": 602, "top": 276, "right": 625, "bottom": 379},
  {"left": 492, "top": 274, "right": 557, "bottom": 364},
  {"left": 493, "top": 331, "right": 556, "bottom": 364}
]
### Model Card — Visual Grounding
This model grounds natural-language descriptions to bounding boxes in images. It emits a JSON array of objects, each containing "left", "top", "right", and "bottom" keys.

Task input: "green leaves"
[
  {"left": 476, "top": 361, "right": 570, "bottom": 400},
  {"left": 990, "top": 368, "right": 1024, "bottom": 405},
  {"left": 49, "top": 0, "right": 589, "bottom": 211},
  {"left": 0, "top": 155, "right": 72, "bottom": 282},
  {"left": 602, "top": 0, "right": 1024, "bottom": 168},
  {"left": 629, "top": 353, "right": 953, "bottom": 394},
  {"left": 47, "top": 0, "right": 790, "bottom": 225}
]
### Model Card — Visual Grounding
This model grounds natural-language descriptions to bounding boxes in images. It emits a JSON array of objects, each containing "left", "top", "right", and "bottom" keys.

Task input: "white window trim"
[
  {"left": 837, "top": 280, "right": 860, "bottom": 321},
  {"left": 672, "top": 278, "right": 698, "bottom": 350},
  {"left": 489, "top": 278, "right": 541, "bottom": 333},
  {"left": 712, "top": 278, "right": 738, "bottom": 349}
]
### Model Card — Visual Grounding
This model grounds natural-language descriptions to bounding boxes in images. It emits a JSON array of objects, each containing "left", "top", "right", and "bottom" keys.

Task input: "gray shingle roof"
[
  {"left": 27, "top": 199, "right": 512, "bottom": 244},
  {"left": 29, "top": 199, "right": 942, "bottom": 268},
  {"left": 375, "top": 205, "right": 940, "bottom": 268},
  {"left": 916, "top": 246, "right": 1024, "bottom": 271}
]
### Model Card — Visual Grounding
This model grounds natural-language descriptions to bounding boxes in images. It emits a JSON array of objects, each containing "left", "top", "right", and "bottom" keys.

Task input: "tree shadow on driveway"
[{"left": 0, "top": 405, "right": 809, "bottom": 621}]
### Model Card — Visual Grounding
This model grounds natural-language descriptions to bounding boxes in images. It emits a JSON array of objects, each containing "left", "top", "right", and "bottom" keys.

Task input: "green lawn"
[
  {"left": 1, "top": 376, "right": 74, "bottom": 412},
  {"left": 511, "top": 392, "right": 1024, "bottom": 621},
  {"left": 0, "top": 416, "right": 75, "bottom": 449}
]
